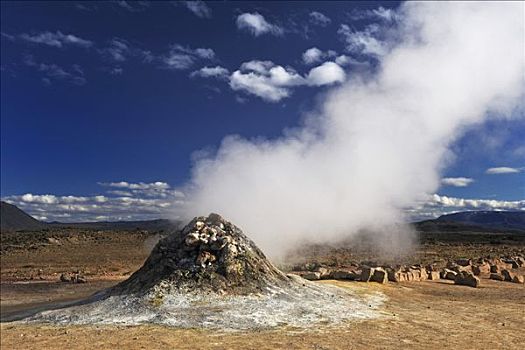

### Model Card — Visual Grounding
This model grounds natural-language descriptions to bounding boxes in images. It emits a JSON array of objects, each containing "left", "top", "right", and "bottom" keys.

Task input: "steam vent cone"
[
  {"left": 25, "top": 214, "right": 385, "bottom": 329},
  {"left": 112, "top": 213, "right": 293, "bottom": 295}
]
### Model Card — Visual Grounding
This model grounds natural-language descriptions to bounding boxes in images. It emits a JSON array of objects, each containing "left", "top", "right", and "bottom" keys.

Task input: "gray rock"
[
  {"left": 370, "top": 268, "right": 388, "bottom": 284},
  {"left": 501, "top": 269, "right": 516, "bottom": 282},
  {"left": 360, "top": 267, "right": 375, "bottom": 282},
  {"left": 330, "top": 270, "right": 359, "bottom": 280},
  {"left": 59, "top": 274, "right": 69, "bottom": 283},
  {"left": 441, "top": 269, "right": 458, "bottom": 280},
  {"left": 428, "top": 271, "right": 440, "bottom": 280},
  {"left": 490, "top": 273, "right": 504, "bottom": 281},
  {"left": 454, "top": 271, "right": 480, "bottom": 288},
  {"left": 511, "top": 275, "right": 524, "bottom": 284},
  {"left": 455, "top": 258, "right": 472, "bottom": 267},
  {"left": 472, "top": 263, "right": 490, "bottom": 276},
  {"left": 302, "top": 272, "right": 321, "bottom": 281}
]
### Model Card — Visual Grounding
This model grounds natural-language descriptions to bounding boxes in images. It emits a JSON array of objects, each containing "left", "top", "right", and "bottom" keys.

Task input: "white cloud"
[
  {"left": 182, "top": 1, "right": 211, "bottom": 18},
  {"left": 486, "top": 167, "right": 521, "bottom": 174},
  {"left": 371, "top": 7, "right": 396, "bottom": 22},
  {"left": 20, "top": 194, "right": 58, "bottom": 204},
  {"left": 115, "top": 1, "right": 149, "bottom": 12},
  {"left": 24, "top": 56, "right": 86, "bottom": 85},
  {"left": 229, "top": 60, "right": 304, "bottom": 102},
  {"left": 334, "top": 54, "right": 369, "bottom": 67},
  {"left": 103, "top": 38, "right": 129, "bottom": 62},
  {"left": 228, "top": 59, "right": 346, "bottom": 102},
  {"left": 306, "top": 62, "right": 346, "bottom": 86},
  {"left": 19, "top": 31, "right": 93, "bottom": 48},
  {"left": 163, "top": 53, "right": 194, "bottom": 70},
  {"left": 190, "top": 66, "right": 229, "bottom": 79},
  {"left": 429, "top": 194, "right": 525, "bottom": 211},
  {"left": 3, "top": 181, "right": 185, "bottom": 222},
  {"left": 338, "top": 24, "right": 388, "bottom": 57},
  {"left": 302, "top": 47, "right": 324, "bottom": 65},
  {"left": 162, "top": 44, "right": 215, "bottom": 70},
  {"left": 236, "top": 13, "right": 283, "bottom": 37},
  {"left": 441, "top": 177, "right": 474, "bottom": 187},
  {"left": 309, "top": 11, "right": 331, "bottom": 27},
  {"left": 107, "top": 190, "right": 133, "bottom": 196},
  {"left": 99, "top": 38, "right": 155, "bottom": 65},
  {"left": 99, "top": 181, "right": 170, "bottom": 190}
]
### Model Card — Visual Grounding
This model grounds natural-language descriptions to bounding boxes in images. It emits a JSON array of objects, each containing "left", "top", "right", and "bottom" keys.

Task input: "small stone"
[
  {"left": 196, "top": 251, "right": 216, "bottom": 267},
  {"left": 195, "top": 221, "right": 205, "bottom": 230},
  {"left": 184, "top": 232, "right": 200, "bottom": 247}
]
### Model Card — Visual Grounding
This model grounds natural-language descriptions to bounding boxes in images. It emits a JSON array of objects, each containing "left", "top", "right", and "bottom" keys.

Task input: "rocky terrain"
[{"left": 1, "top": 210, "right": 524, "bottom": 349}]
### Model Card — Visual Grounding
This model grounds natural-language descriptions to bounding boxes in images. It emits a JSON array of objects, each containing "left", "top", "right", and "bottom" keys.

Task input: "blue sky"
[{"left": 1, "top": 1, "right": 523, "bottom": 222}]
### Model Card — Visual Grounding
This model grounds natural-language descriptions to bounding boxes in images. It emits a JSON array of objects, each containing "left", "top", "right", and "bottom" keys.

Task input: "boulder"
[
  {"left": 455, "top": 258, "right": 472, "bottom": 267},
  {"left": 454, "top": 271, "right": 480, "bottom": 288},
  {"left": 418, "top": 268, "right": 428, "bottom": 281},
  {"left": 501, "top": 269, "right": 516, "bottom": 282},
  {"left": 46, "top": 237, "right": 62, "bottom": 245},
  {"left": 330, "top": 269, "right": 359, "bottom": 280},
  {"left": 501, "top": 258, "right": 519, "bottom": 269},
  {"left": 59, "top": 274, "right": 69, "bottom": 283},
  {"left": 315, "top": 267, "right": 331, "bottom": 279},
  {"left": 370, "top": 268, "right": 388, "bottom": 284},
  {"left": 511, "top": 275, "right": 524, "bottom": 284},
  {"left": 76, "top": 275, "right": 87, "bottom": 283},
  {"left": 387, "top": 268, "right": 407, "bottom": 282},
  {"left": 490, "top": 265, "right": 500, "bottom": 273},
  {"left": 472, "top": 263, "right": 491, "bottom": 276},
  {"left": 405, "top": 271, "right": 415, "bottom": 282},
  {"left": 441, "top": 269, "right": 458, "bottom": 280},
  {"left": 409, "top": 268, "right": 421, "bottom": 281},
  {"left": 428, "top": 271, "right": 440, "bottom": 280},
  {"left": 489, "top": 273, "right": 505, "bottom": 281},
  {"left": 360, "top": 267, "right": 375, "bottom": 282},
  {"left": 302, "top": 272, "right": 321, "bottom": 281}
]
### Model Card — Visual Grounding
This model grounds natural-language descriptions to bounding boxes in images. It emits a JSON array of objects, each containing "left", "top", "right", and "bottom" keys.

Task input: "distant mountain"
[
  {"left": 48, "top": 219, "right": 180, "bottom": 232},
  {"left": 0, "top": 201, "right": 46, "bottom": 231},
  {"left": 435, "top": 211, "right": 525, "bottom": 231}
]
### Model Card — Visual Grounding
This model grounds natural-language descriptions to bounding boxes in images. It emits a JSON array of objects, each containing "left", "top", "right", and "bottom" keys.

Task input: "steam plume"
[{"left": 181, "top": 2, "right": 524, "bottom": 257}]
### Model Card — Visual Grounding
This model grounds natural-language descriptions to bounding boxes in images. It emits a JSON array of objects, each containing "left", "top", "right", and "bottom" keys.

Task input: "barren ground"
[{"left": 1, "top": 228, "right": 524, "bottom": 349}]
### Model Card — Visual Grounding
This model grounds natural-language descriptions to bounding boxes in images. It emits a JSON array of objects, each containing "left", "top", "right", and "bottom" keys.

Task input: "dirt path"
[{"left": 1, "top": 279, "right": 523, "bottom": 350}]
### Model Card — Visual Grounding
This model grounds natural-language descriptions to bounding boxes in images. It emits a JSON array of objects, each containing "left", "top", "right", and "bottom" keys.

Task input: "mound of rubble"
[
  {"left": 26, "top": 214, "right": 385, "bottom": 329},
  {"left": 110, "top": 213, "right": 293, "bottom": 296}
]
